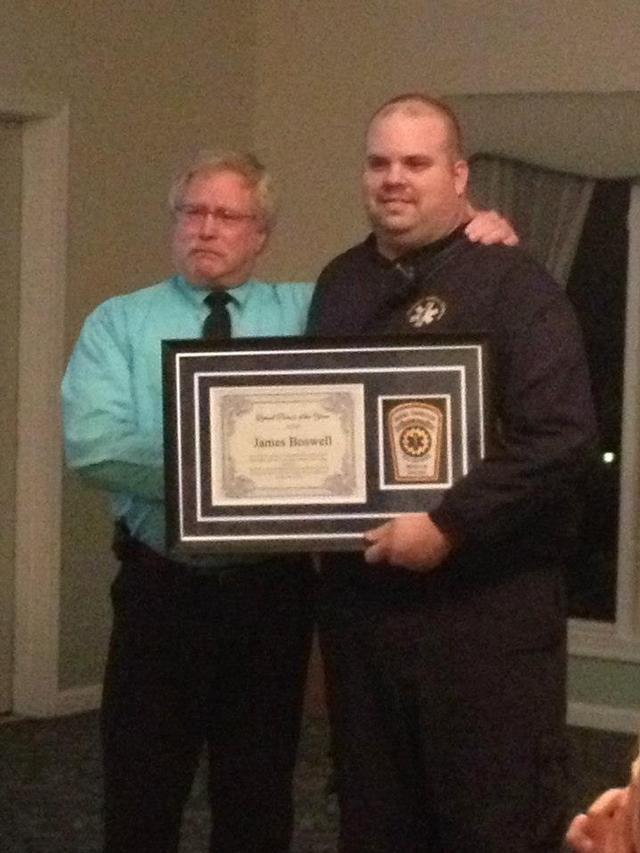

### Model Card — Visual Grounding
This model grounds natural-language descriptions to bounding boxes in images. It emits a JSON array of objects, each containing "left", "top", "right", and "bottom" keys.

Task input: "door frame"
[{"left": 2, "top": 87, "right": 69, "bottom": 716}]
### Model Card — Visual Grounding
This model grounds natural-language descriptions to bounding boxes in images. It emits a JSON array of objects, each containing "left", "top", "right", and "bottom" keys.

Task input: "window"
[{"left": 469, "top": 154, "right": 639, "bottom": 637}]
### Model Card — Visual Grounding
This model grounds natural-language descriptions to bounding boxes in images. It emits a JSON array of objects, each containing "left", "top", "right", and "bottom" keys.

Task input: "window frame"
[{"left": 446, "top": 92, "right": 640, "bottom": 664}]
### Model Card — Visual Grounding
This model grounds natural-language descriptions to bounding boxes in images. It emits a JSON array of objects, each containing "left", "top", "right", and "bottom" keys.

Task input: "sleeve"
[
  {"left": 305, "top": 247, "right": 365, "bottom": 337},
  {"left": 61, "top": 301, "right": 164, "bottom": 501},
  {"left": 305, "top": 263, "right": 332, "bottom": 335},
  {"left": 287, "top": 281, "right": 316, "bottom": 331},
  {"left": 430, "top": 270, "right": 598, "bottom": 546}
]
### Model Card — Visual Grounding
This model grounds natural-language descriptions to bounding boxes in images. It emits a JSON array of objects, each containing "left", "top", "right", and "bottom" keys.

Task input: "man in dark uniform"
[{"left": 307, "top": 94, "right": 597, "bottom": 852}]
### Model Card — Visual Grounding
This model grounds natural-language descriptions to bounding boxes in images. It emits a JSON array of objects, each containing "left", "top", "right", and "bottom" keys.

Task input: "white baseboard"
[
  {"left": 568, "top": 700, "right": 640, "bottom": 735},
  {"left": 54, "top": 683, "right": 101, "bottom": 717}
]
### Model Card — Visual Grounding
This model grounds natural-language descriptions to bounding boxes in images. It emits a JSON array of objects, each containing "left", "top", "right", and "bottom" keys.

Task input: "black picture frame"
[{"left": 163, "top": 334, "right": 491, "bottom": 556}]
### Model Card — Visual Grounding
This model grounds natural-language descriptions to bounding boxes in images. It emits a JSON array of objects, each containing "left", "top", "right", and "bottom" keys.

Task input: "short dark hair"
[{"left": 369, "top": 93, "right": 464, "bottom": 160}]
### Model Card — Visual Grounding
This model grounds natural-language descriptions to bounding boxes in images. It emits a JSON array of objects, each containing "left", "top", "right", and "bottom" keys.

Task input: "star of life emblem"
[
  {"left": 400, "top": 425, "right": 431, "bottom": 458},
  {"left": 408, "top": 296, "right": 446, "bottom": 327}
]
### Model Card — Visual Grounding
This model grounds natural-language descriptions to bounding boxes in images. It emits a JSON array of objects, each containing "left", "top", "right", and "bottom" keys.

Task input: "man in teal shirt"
[
  {"left": 62, "top": 148, "right": 516, "bottom": 853},
  {"left": 63, "top": 151, "right": 317, "bottom": 853},
  {"left": 63, "top": 157, "right": 314, "bottom": 558}
]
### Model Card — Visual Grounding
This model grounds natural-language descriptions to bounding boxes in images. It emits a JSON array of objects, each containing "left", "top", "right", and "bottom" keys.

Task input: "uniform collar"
[{"left": 366, "top": 223, "right": 469, "bottom": 270}]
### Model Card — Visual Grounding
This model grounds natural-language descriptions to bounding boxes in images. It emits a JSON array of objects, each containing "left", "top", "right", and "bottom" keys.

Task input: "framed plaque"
[{"left": 163, "top": 335, "right": 491, "bottom": 556}]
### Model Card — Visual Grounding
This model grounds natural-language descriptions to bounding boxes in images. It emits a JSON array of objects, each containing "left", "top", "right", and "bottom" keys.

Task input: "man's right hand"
[{"left": 363, "top": 513, "right": 453, "bottom": 571}]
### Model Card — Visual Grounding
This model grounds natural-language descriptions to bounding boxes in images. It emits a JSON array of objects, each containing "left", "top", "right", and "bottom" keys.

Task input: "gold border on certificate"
[{"left": 209, "top": 384, "right": 367, "bottom": 506}]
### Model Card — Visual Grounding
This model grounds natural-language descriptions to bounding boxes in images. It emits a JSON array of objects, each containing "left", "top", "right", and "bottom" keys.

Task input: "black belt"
[{"left": 112, "top": 520, "right": 294, "bottom": 583}]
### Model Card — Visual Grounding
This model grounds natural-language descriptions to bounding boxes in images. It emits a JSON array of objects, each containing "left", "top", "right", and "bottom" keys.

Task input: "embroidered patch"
[{"left": 407, "top": 296, "right": 446, "bottom": 327}]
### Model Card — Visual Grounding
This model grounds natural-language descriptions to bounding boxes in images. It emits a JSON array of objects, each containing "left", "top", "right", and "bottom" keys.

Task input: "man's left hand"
[
  {"left": 363, "top": 513, "right": 453, "bottom": 571},
  {"left": 465, "top": 208, "right": 519, "bottom": 246}
]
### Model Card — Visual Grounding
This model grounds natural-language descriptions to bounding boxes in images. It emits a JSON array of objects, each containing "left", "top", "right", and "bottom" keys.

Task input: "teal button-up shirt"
[{"left": 62, "top": 275, "right": 315, "bottom": 558}]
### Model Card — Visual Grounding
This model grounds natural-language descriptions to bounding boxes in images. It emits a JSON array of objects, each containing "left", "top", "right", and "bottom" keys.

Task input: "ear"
[
  {"left": 255, "top": 226, "right": 269, "bottom": 256},
  {"left": 453, "top": 159, "right": 469, "bottom": 197}
]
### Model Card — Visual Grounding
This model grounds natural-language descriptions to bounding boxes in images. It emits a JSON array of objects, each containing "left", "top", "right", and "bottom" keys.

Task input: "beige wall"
[
  {"left": 255, "top": 0, "right": 640, "bottom": 280},
  {"left": 6, "top": 0, "right": 640, "bottom": 702},
  {"left": 1, "top": 1, "right": 255, "bottom": 690}
]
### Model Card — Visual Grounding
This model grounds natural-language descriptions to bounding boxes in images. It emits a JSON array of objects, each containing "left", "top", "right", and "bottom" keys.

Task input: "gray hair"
[{"left": 168, "top": 149, "right": 277, "bottom": 232}]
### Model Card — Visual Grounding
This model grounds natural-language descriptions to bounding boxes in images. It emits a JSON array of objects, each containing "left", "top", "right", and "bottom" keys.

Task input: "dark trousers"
[
  {"left": 101, "top": 539, "right": 316, "bottom": 853},
  {"left": 318, "top": 559, "right": 568, "bottom": 853}
]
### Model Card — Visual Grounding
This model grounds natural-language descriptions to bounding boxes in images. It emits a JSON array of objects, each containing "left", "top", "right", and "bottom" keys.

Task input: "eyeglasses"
[{"left": 174, "top": 204, "right": 258, "bottom": 228}]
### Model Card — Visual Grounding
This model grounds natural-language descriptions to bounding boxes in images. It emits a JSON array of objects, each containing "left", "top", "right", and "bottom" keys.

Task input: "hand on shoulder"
[{"left": 464, "top": 207, "right": 519, "bottom": 247}]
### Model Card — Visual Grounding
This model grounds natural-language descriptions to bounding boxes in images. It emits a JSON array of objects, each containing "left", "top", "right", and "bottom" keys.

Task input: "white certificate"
[{"left": 209, "top": 383, "right": 367, "bottom": 506}]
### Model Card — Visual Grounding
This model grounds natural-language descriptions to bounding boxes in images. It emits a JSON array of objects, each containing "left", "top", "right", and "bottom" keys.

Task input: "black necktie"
[{"left": 202, "top": 291, "right": 232, "bottom": 339}]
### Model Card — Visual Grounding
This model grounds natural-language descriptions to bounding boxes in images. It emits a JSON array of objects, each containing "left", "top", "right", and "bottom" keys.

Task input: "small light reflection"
[{"left": 602, "top": 452, "right": 616, "bottom": 464}]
